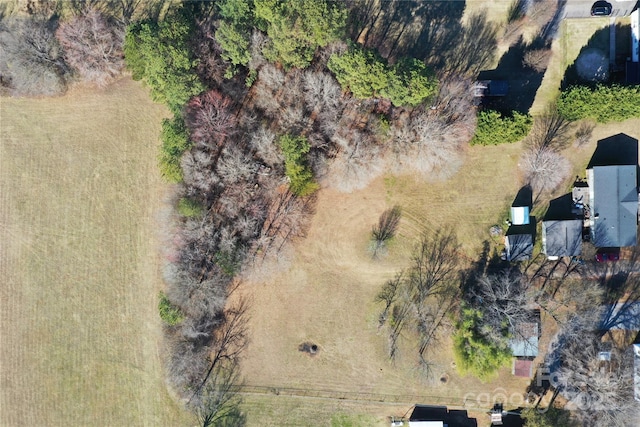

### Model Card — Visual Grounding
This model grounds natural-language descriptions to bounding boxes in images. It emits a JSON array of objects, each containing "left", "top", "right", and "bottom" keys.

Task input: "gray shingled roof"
[
  {"left": 505, "top": 233, "right": 533, "bottom": 261},
  {"left": 591, "top": 165, "right": 638, "bottom": 248},
  {"left": 542, "top": 219, "right": 583, "bottom": 257}
]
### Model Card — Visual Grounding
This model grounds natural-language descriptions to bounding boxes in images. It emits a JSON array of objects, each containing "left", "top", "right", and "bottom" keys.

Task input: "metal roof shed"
[{"left": 510, "top": 206, "right": 530, "bottom": 225}]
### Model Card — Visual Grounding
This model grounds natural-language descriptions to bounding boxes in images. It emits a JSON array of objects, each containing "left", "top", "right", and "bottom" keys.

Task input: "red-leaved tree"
[{"left": 185, "top": 90, "right": 237, "bottom": 150}]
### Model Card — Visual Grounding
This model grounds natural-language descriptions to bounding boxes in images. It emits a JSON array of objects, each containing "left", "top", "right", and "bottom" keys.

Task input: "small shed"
[
  {"left": 505, "top": 224, "right": 534, "bottom": 262},
  {"left": 510, "top": 206, "right": 530, "bottom": 225},
  {"left": 509, "top": 320, "right": 539, "bottom": 358}
]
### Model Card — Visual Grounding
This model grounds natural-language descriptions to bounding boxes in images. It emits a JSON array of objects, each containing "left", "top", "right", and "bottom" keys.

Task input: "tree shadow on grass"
[
  {"left": 562, "top": 23, "right": 632, "bottom": 88},
  {"left": 347, "top": 1, "right": 498, "bottom": 77},
  {"left": 478, "top": 36, "right": 545, "bottom": 114}
]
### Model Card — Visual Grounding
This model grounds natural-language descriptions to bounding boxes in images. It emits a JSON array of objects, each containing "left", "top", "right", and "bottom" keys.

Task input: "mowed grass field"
[{"left": 0, "top": 79, "right": 190, "bottom": 426}]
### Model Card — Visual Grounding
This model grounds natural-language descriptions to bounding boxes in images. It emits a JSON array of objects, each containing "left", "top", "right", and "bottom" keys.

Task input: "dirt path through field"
[{"left": 0, "top": 79, "right": 189, "bottom": 426}]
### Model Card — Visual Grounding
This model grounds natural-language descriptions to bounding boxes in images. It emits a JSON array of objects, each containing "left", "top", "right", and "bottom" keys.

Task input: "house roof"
[
  {"left": 542, "top": 219, "right": 583, "bottom": 257},
  {"left": 505, "top": 227, "right": 533, "bottom": 261},
  {"left": 409, "top": 405, "right": 477, "bottom": 427},
  {"left": 509, "top": 321, "right": 539, "bottom": 357},
  {"left": 590, "top": 165, "right": 637, "bottom": 247}
]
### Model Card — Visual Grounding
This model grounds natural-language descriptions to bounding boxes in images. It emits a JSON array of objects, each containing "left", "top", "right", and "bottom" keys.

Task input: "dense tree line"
[{"left": 214, "top": 0, "right": 346, "bottom": 73}]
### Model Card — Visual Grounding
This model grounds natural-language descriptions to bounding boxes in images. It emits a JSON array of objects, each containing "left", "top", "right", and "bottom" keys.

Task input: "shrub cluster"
[
  {"left": 327, "top": 46, "right": 438, "bottom": 107},
  {"left": 471, "top": 109, "right": 532, "bottom": 145},
  {"left": 278, "top": 134, "right": 319, "bottom": 196},
  {"left": 452, "top": 306, "right": 512, "bottom": 381},
  {"left": 158, "top": 116, "right": 191, "bottom": 182},
  {"left": 158, "top": 291, "right": 185, "bottom": 326},
  {"left": 557, "top": 84, "right": 640, "bottom": 123}
]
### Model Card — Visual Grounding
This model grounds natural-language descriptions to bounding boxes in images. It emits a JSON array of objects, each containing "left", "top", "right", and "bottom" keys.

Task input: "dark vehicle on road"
[
  {"left": 596, "top": 248, "right": 620, "bottom": 262},
  {"left": 591, "top": 1, "right": 612, "bottom": 16}
]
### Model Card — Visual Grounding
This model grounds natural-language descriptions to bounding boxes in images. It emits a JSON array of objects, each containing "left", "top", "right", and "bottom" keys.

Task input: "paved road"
[{"left": 561, "top": 0, "right": 638, "bottom": 19}]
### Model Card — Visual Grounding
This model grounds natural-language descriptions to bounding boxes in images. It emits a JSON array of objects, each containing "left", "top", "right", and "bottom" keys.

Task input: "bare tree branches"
[
  {"left": 552, "top": 325, "right": 638, "bottom": 427},
  {"left": 370, "top": 205, "right": 402, "bottom": 258},
  {"left": 185, "top": 90, "right": 237, "bottom": 150},
  {"left": 323, "top": 131, "right": 385, "bottom": 192},
  {"left": 520, "top": 146, "right": 571, "bottom": 193},
  {"left": 0, "top": 16, "right": 70, "bottom": 96},
  {"left": 468, "top": 270, "right": 534, "bottom": 341},
  {"left": 56, "top": 8, "right": 124, "bottom": 87}
]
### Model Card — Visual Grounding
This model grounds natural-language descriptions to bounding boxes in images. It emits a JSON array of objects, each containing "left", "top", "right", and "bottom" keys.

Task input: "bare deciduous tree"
[
  {"left": 469, "top": 270, "right": 534, "bottom": 342},
  {"left": 56, "top": 8, "right": 124, "bottom": 87},
  {"left": 302, "top": 70, "right": 343, "bottom": 116},
  {"left": 520, "top": 146, "right": 571, "bottom": 193},
  {"left": 552, "top": 324, "right": 638, "bottom": 427},
  {"left": 185, "top": 90, "right": 237, "bottom": 150},
  {"left": 523, "top": 48, "right": 552, "bottom": 73},
  {"left": 392, "top": 111, "right": 465, "bottom": 180},
  {"left": 217, "top": 144, "right": 258, "bottom": 185},
  {"left": 0, "top": 16, "right": 70, "bottom": 96},
  {"left": 249, "top": 126, "right": 282, "bottom": 168},
  {"left": 323, "top": 133, "right": 385, "bottom": 192},
  {"left": 370, "top": 205, "right": 402, "bottom": 259},
  {"left": 182, "top": 148, "right": 221, "bottom": 197}
]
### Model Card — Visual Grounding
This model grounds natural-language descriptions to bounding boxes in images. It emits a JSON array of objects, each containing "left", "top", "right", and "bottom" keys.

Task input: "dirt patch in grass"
[{"left": 0, "top": 78, "right": 190, "bottom": 426}]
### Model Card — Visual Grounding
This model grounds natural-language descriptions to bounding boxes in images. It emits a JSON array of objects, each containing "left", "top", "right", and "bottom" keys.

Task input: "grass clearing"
[
  {"left": 0, "top": 78, "right": 190, "bottom": 426},
  {"left": 238, "top": 142, "right": 530, "bottom": 425}
]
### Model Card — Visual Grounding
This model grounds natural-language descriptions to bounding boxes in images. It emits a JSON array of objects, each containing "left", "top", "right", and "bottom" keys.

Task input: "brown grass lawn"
[
  {"left": 239, "top": 143, "right": 533, "bottom": 426},
  {"left": 0, "top": 79, "right": 190, "bottom": 426}
]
